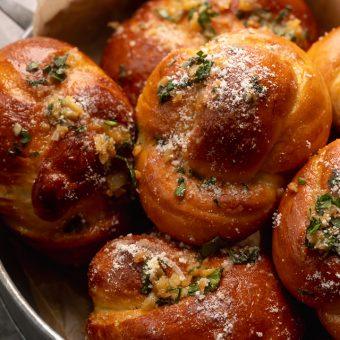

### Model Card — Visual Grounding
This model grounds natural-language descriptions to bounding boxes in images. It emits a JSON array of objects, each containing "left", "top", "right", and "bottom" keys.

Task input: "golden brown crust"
[
  {"left": 272, "top": 139, "right": 340, "bottom": 336},
  {"left": 0, "top": 37, "right": 136, "bottom": 264},
  {"left": 87, "top": 234, "right": 303, "bottom": 339},
  {"left": 102, "top": 0, "right": 318, "bottom": 104},
  {"left": 135, "top": 30, "right": 332, "bottom": 245},
  {"left": 308, "top": 27, "right": 340, "bottom": 132}
]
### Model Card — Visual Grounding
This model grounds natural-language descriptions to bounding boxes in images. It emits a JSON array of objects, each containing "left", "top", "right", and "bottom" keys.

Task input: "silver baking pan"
[{"left": 0, "top": 0, "right": 339, "bottom": 339}]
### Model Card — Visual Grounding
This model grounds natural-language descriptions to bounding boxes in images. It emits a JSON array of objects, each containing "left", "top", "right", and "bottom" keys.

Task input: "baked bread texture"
[
  {"left": 102, "top": 0, "right": 318, "bottom": 104},
  {"left": 308, "top": 27, "right": 340, "bottom": 133},
  {"left": 134, "top": 30, "right": 332, "bottom": 245},
  {"left": 272, "top": 139, "right": 340, "bottom": 338},
  {"left": 87, "top": 234, "right": 303, "bottom": 339},
  {"left": 0, "top": 37, "right": 136, "bottom": 264}
]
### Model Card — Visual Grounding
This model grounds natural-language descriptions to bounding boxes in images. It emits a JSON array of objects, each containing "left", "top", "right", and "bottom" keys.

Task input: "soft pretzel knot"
[
  {"left": 0, "top": 37, "right": 135, "bottom": 263},
  {"left": 135, "top": 30, "right": 332, "bottom": 245},
  {"left": 102, "top": 0, "right": 318, "bottom": 104},
  {"left": 87, "top": 234, "right": 302, "bottom": 339},
  {"left": 272, "top": 139, "right": 340, "bottom": 338},
  {"left": 308, "top": 27, "right": 340, "bottom": 133}
]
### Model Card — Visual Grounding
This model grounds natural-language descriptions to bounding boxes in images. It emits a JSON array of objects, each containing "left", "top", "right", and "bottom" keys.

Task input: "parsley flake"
[
  {"left": 175, "top": 177, "right": 186, "bottom": 198},
  {"left": 26, "top": 61, "right": 39, "bottom": 73}
]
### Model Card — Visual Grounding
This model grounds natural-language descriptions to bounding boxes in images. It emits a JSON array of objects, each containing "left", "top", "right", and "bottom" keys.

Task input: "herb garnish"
[
  {"left": 175, "top": 177, "right": 186, "bottom": 198},
  {"left": 140, "top": 256, "right": 223, "bottom": 307},
  {"left": 44, "top": 53, "right": 69, "bottom": 82},
  {"left": 27, "top": 78, "right": 47, "bottom": 87},
  {"left": 276, "top": 6, "right": 292, "bottom": 23},
  {"left": 298, "top": 177, "right": 306, "bottom": 185},
  {"left": 199, "top": 236, "right": 229, "bottom": 258},
  {"left": 8, "top": 127, "right": 32, "bottom": 157},
  {"left": 188, "top": 268, "right": 223, "bottom": 296},
  {"left": 104, "top": 120, "right": 118, "bottom": 127},
  {"left": 202, "top": 176, "right": 217, "bottom": 187},
  {"left": 306, "top": 187, "right": 340, "bottom": 255},
  {"left": 329, "top": 170, "right": 340, "bottom": 192},
  {"left": 176, "top": 167, "right": 186, "bottom": 174},
  {"left": 116, "top": 155, "right": 137, "bottom": 187},
  {"left": 26, "top": 53, "right": 69, "bottom": 87},
  {"left": 19, "top": 129, "right": 32, "bottom": 144},
  {"left": 228, "top": 246, "right": 260, "bottom": 264},
  {"left": 140, "top": 260, "right": 152, "bottom": 295},
  {"left": 188, "top": 2, "right": 219, "bottom": 38},
  {"left": 157, "top": 51, "right": 213, "bottom": 104},
  {"left": 158, "top": 80, "right": 176, "bottom": 104},
  {"left": 26, "top": 61, "right": 39, "bottom": 73},
  {"left": 183, "top": 50, "right": 213, "bottom": 84}
]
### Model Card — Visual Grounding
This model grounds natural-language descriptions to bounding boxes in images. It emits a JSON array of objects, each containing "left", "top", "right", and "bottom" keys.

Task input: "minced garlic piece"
[
  {"left": 94, "top": 133, "right": 116, "bottom": 164},
  {"left": 106, "top": 172, "right": 128, "bottom": 197},
  {"left": 13, "top": 123, "right": 22, "bottom": 136},
  {"left": 51, "top": 125, "right": 69, "bottom": 141},
  {"left": 62, "top": 96, "right": 84, "bottom": 119},
  {"left": 288, "top": 182, "right": 298, "bottom": 193}
]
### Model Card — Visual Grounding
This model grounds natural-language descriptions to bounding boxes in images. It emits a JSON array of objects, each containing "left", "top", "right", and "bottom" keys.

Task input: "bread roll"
[
  {"left": 308, "top": 27, "right": 340, "bottom": 132},
  {"left": 135, "top": 30, "right": 332, "bottom": 245},
  {"left": 87, "top": 234, "right": 303, "bottom": 339},
  {"left": 0, "top": 37, "right": 135, "bottom": 264},
  {"left": 102, "top": 0, "right": 318, "bottom": 104},
  {"left": 272, "top": 139, "right": 340, "bottom": 338}
]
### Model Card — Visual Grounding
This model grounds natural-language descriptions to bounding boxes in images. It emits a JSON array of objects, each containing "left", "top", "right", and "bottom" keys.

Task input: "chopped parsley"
[
  {"left": 8, "top": 128, "right": 32, "bottom": 157},
  {"left": 26, "top": 61, "right": 39, "bottom": 73},
  {"left": 140, "top": 260, "right": 152, "bottom": 295},
  {"left": 298, "top": 177, "right": 306, "bottom": 185},
  {"left": 175, "top": 177, "right": 186, "bottom": 198},
  {"left": 188, "top": 268, "right": 223, "bottom": 296},
  {"left": 176, "top": 167, "right": 186, "bottom": 174},
  {"left": 306, "top": 187, "right": 340, "bottom": 255},
  {"left": 43, "top": 53, "right": 69, "bottom": 83},
  {"left": 183, "top": 50, "right": 213, "bottom": 84},
  {"left": 188, "top": 2, "right": 219, "bottom": 38},
  {"left": 116, "top": 155, "right": 137, "bottom": 188},
  {"left": 329, "top": 170, "right": 340, "bottom": 192},
  {"left": 19, "top": 129, "right": 32, "bottom": 144},
  {"left": 69, "top": 125, "right": 86, "bottom": 134},
  {"left": 26, "top": 78, "right": 47, "bottom": 87},
  {"left": 202, "top": 176, "right": 217, "bottom": 187},
  {"left": 276, "top": 6, "right": 292, "bottom": 23},
  {"left": 235, "top": 6, "right": 304, "bottom": 45},
  {"left": 104, "top": 120, "right": 118, "bottom": 127},
  {"left": 26, "top": 53, "right": 69, "bottom": 87},
  {"left": 157, "top": 51, "right": 213, "bottom": 104},
  {"left": 140, "top": 256, "right": 223, "bottom": 307},
  {"left": 157, "top": 80, "right": 176, "bottom": 103},
  {"left": 199, "top": 236, "right": 229, "bottom": 258},
  {"left": 228, "top": 246, "right": 260, "bottom": 264},
  {"left": 250, "top": 76, "right": 266, "bottom": 95}
]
